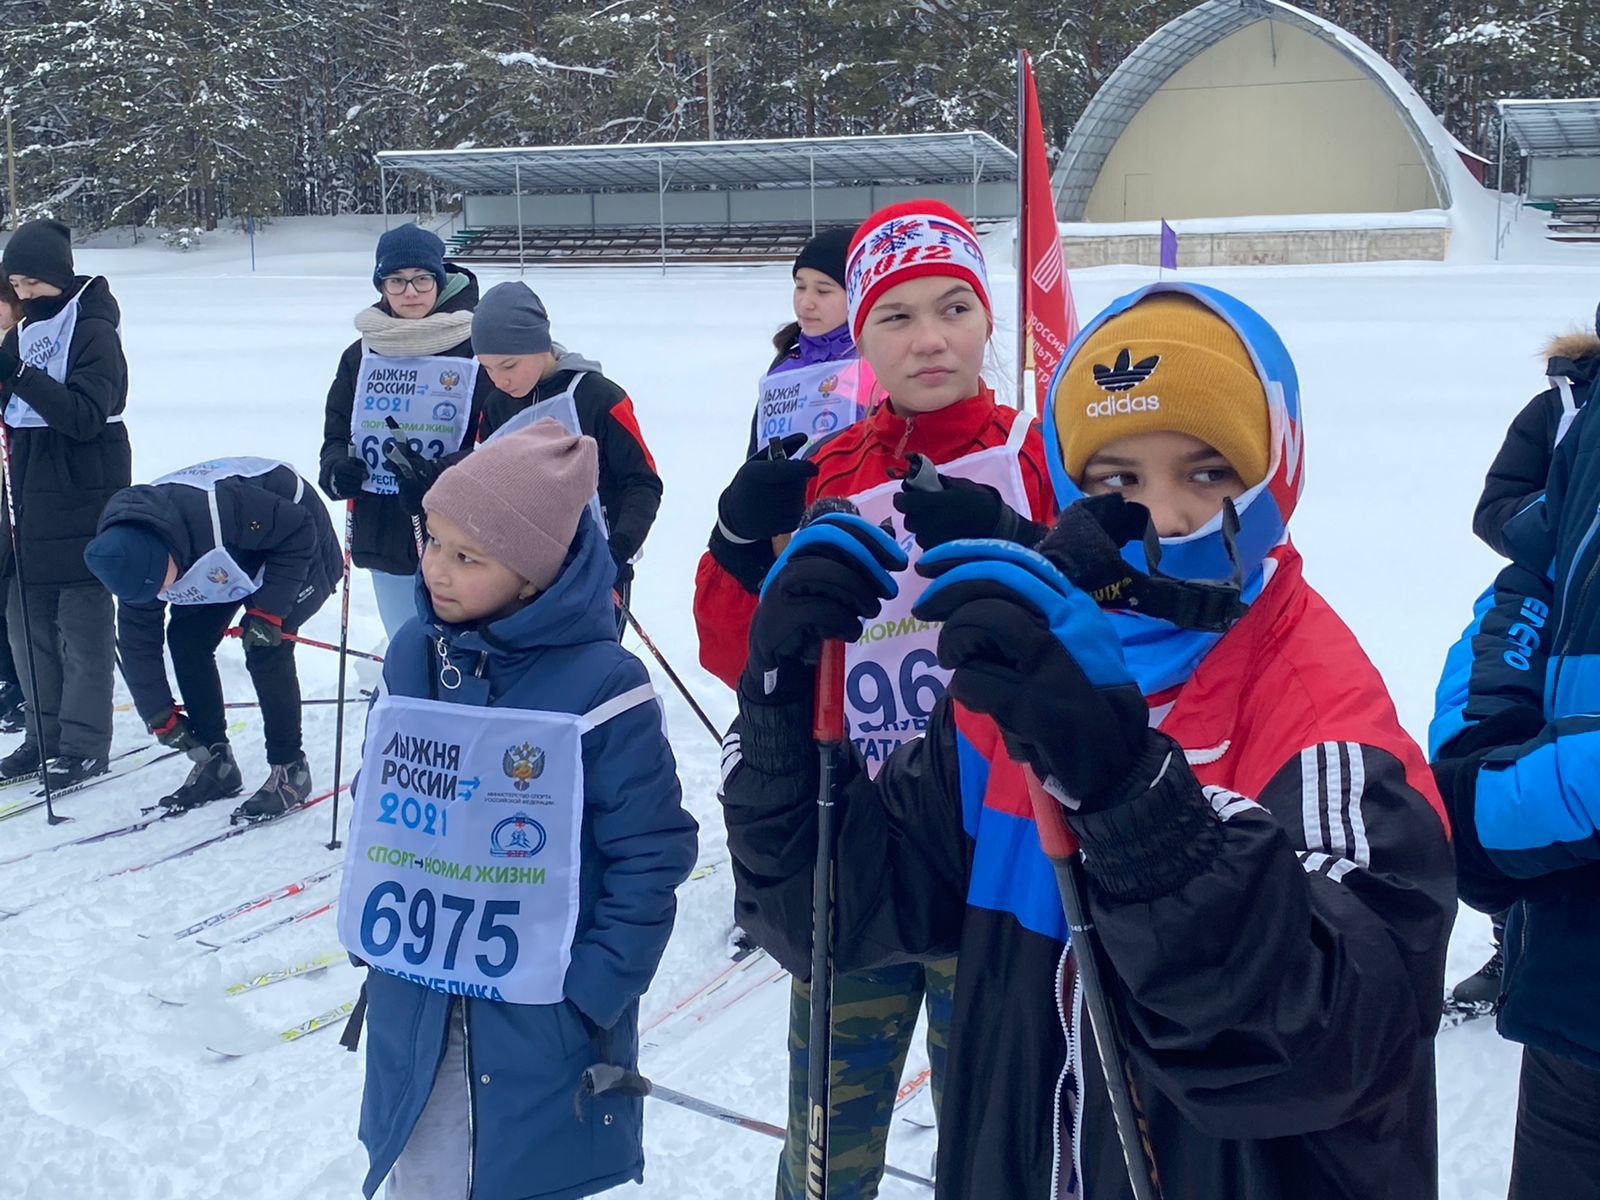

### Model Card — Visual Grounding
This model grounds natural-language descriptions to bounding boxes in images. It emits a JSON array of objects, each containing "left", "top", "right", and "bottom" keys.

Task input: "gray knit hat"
[
  {"left": 423, "top": 420, "right": 597, "bottom": 592},
  {"left": 473, "top": 282, "right": 552, "bottom": 356}
]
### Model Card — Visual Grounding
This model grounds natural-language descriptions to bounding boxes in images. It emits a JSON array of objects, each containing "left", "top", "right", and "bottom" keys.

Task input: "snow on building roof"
[
  {"left": 1054, "top": 0, "right": 1483, "bottom": 220},
  {"left": 378, "top": 133, "right": 1017, "bottom": 195},
  {"left": 1497, "top": 98, "right": 1600, "bottom": 159}
]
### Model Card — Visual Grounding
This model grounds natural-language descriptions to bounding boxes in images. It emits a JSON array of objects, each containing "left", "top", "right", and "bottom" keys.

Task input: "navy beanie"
[
  {"left": 793, "top": 227, "right": 854, "bottom": 288},
  {"left": 2, "top": 219, "right": 76, "bottom": 292},
  {"left": 373, "top": 224, "right": 447, "bottom": 291},
  {"left": 84, "top": 525, "right": 172, "bottom": 604}
]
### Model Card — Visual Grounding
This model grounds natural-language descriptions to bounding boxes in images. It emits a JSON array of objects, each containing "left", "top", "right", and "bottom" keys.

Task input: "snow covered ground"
[{"left": 2, "top": 214, "right": 1598, "bottom": 1199}]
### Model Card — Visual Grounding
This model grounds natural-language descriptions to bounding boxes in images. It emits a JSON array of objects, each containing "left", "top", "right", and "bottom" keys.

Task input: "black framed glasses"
[{"left": 381, "top": 274, "right": 438, "bottom": 296}]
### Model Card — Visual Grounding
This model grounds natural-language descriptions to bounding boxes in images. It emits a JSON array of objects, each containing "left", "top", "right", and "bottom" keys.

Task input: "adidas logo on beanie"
[{"left": 1056, "top": 294, "right": 1270, "bottom": 487}]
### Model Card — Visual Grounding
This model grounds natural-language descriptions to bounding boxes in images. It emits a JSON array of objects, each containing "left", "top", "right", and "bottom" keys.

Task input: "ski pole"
[
  {"left": 224, "top": 626, "right": 384, "bottom": 664},
  {"left": 328, "top": 497, "right": 355, "bottom": 851},
  {"left": 1023, "top": 769, "right": 1163, "bottom": 1200},
  {"left": 616, "top": 595, "right": 722, "bottom": 745},
  {"left": 114, "top": 696, "right": 365, "bottom": 713},
  {"left": 382, "top": 416, "right": 427, "bottom": 560},
  {"left": 580, "top": 1065, "right": 934, "bottom": 1191},
  {"left": 807, "top": 634, "right": 845, "bottom": 1200},
  {"left": 0, "top": 422, "right": 62, "bottom": 825}
]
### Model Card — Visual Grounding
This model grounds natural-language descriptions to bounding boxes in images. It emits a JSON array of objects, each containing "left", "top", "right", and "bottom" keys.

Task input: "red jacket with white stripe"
[
  {"left": 722, "top": 543, "right": 1456, "bottom": 1199},
  {"left": 693, "top": 385, "right": 1054, "bottom": 688}
]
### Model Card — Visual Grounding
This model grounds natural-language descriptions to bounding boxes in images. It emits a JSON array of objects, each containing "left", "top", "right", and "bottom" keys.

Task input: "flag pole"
[{"left": 1015, "top": 47, "right": 1027, "bottom": 415}]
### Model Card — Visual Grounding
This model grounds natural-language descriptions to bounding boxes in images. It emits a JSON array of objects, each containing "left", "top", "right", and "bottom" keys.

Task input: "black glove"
[
  {"left": 0, "top": 347, "right": 19, "bottom": 384},
  {"left": 742, "top": 512, "right": 906, "bottom": 703},
  {"left": 717, "top": 433, "right": 819, "bottom": 544},
  {"left": 320, "top": 454, "right": 368, "bottom": 502},
  {"left": 913, "top": 540, "right": 1152, "bottom": 809},
  {"left": 148, "top": 707, "right": 206, "bottom": 758},
  {"left": 240, "top": 608, "right": 284, "bottom": 650},
  {"left": 893, "top": 471, "right": 1044, "bottom": 551},
  {"left": 385, "top": 439, "right": 441, "bottom": 514}
]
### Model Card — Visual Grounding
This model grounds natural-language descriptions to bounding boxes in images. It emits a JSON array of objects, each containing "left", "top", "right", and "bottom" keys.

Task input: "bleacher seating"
[
  {"left": 1546, "top": 199, "right": 1600, "bottom": 243},
  {"left": 446, "top": 222, "right": 830, "bottom": 265}
]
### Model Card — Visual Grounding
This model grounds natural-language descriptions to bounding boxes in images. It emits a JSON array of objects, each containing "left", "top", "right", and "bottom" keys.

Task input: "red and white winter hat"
[{"left": 845, "top": 200, "right": 992, "bottom": 341}]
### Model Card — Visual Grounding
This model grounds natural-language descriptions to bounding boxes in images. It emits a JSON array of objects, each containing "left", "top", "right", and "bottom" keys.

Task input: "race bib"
[
  {"left": 352, "top": 353, "right": 477, "bottom": 496},
  {"left": 755, "top": 358, "right": 876, "bottom": 448},
  {"left": 338, "top": 693, "right": 585, "bottom": 1005},
  {"left": 845, "top": 416, "right": 1034, "bottom": 775},
  {"left": 7, "top": 281, "right": 85, "bottom": 428}
]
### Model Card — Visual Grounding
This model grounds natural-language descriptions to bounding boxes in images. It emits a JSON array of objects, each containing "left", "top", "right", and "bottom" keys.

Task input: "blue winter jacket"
[
  {"left": 1432, "top": 395, "right": 1600, "bottom": 1070},
  {"left": 357, "top": 512, "right": 698, "bottom": 1199}
]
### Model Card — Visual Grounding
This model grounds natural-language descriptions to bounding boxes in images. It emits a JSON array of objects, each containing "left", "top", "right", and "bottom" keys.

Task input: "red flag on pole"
[{"left": 1017, "top": 50, "right": 1078, "bottom": 414}]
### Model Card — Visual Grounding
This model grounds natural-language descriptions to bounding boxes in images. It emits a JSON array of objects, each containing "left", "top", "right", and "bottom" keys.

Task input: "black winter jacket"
[
  {"left": 0, "top": 276, "right": 132, "bottom": 586},
  {"left": 1474, "top": 332, "right": 1600, "bottom": 556},
  {"left": 95, "top": 464, "right": 341, "bottom": 722},
  {"left": 320, "top": 265, "right": 494, "bottom": 576},
  {"left": 478, "top": 349, "right": 663, "bottom": 568},
  {"left": 725, "top": 553, "right": 1454, "bottom": 1200}
]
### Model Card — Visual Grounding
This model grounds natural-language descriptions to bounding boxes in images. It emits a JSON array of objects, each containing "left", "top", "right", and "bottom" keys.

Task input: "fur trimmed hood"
[{"left": 1546, "top": 330, "right": 1600, "bottom": 364}]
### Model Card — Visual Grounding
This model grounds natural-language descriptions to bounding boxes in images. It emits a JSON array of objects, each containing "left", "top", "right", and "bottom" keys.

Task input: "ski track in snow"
[{"left": 1, "top": 215, "right": 1591, "bottom": 1198}]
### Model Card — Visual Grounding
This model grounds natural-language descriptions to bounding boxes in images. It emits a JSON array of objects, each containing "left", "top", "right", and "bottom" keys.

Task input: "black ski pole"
[
  {"left": 616, "top": 597, "right": 722, "bottom": 745},
  {"left": 807, "top": 632, "right": 846, "bottom": 1200},
  {"left": 327, "top": 496, "right": 355, "bottom": 851},
  {"left": 580, "top": 1065, "right": 934, "bottom": 1190},
  {"left": 383, "top": 416, "right": 426, "bottom": 560},
  {"left": 0, "top": 423, "right": 62, "bottom": 825},
  {"left": 1024, "top": 769, "right": 1163, "bottom": 1200}
]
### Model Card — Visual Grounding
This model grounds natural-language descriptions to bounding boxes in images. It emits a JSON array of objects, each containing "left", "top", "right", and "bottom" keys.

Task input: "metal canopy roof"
[
  {"left": 1498, "top": 99, "right": 1600, "bottom": 158},
  {"left": 378, "top": 132, "right": 1017, "bottom": 195},
  {"left": 1053, "top": 0, "right": 1452, "bottom": 219}
]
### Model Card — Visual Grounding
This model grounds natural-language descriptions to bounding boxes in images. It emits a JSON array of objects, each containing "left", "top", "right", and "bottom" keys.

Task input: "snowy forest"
[{"left": 0, "top": 0, "right": 1593, "bottom": 234}]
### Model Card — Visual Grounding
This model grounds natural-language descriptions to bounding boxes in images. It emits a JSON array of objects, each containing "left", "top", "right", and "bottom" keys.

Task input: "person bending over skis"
[
  {"left": 84, "top": 458, "right": 340, "bottom": 820},
  {"left": 721, "top": 282, "right": 1454, "bottom": 1199}
]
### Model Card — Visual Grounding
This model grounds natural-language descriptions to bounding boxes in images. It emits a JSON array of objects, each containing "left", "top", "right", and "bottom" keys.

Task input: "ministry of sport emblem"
[
  {"left": 503, "top": 742, "right": 546, "bottom": 791},
  {"left": 206, "top": 566, "right": 231, "bottom": 586},
  {"left": 490, "top": 812, "right": 547, "bottom": 858},
  {"left": 438, "top": 369, "right": 461, "bottom": 390}
]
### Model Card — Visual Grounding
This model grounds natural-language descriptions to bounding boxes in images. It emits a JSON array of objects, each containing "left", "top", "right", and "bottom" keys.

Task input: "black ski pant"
[
  {"left": 167, "top": 589, "right": 330, "bottom": 766},
  {"left": 1508, "top": 1046, "right": 1600, "bottom": 1200},
  {"left": 7, "top": 579, "right": 113, "bottom": 759}
]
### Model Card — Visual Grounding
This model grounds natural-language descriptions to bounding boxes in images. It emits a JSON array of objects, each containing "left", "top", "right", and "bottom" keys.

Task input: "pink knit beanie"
[{"left": 423, "top": 420, "right": 599, "bottom": 592}]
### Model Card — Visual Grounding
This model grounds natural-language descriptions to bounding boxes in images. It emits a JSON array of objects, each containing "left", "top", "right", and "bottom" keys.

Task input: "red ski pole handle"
[
  {"left": 812, "top": 640, "right": 846, "bottom": 745},
  {"left": 1024, "top": 766, "right": 1080, "bottom": 860}
]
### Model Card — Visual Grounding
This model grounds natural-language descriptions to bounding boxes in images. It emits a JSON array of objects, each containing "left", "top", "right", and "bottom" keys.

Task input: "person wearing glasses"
[{"left": 319, "top": 224, "right": 494, "bottom": 637}]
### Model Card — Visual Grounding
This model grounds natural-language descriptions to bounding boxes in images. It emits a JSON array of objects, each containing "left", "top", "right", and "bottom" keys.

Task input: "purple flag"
[{"left": 1159, "top": 220, "right": 1178, "bottom": 271}]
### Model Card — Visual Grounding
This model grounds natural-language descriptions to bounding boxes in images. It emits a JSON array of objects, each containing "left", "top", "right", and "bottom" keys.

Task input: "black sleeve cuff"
[
  {"left": 736, "top": 675, "right": 816, "bottom": 777},
  {"left": 709, "top": 524, "right": 777, "bottom": 595},
  {"left": 1067, "top": 737, "right": 1223, "bottom": 903}
]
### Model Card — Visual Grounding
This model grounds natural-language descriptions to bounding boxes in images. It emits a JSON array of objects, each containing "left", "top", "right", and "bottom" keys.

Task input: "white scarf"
[{"left": 354, "top": 306, "right": 476, "bottom": 357}]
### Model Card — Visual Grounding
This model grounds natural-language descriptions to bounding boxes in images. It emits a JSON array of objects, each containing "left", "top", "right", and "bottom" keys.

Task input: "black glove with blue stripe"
[
  {"left": 913, "top": 539, "right": 1153, "bottom": 810},
  {"left": 742, "top": 512, "right": 906, "bottom": 704}
]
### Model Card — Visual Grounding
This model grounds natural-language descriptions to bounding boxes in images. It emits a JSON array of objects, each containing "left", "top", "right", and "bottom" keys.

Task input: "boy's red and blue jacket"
[
  {"left": 1432, "top": 375, "right": 1600, "bottom": 1071},
  {"left": 723, "top": 284, "right": 1455, "bottom": 1199}
]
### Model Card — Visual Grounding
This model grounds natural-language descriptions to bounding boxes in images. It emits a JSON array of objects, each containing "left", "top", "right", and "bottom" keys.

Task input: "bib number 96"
[
  {"left": 359, "top": 882, "right": 520, "bottom": 977},
  {"left": 847, "top": 649, "right": 944, "bottom": 731}
]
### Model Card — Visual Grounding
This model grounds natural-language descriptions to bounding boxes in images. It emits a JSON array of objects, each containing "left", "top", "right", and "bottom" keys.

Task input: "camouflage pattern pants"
[{"left": 776, "top": 956, "right": 956, "bottom": 1199}]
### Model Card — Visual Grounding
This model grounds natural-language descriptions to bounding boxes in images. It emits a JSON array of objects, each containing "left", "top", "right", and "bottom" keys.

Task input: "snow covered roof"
[
  {"left": 1498, "top": 99, "right": 1600, "bottom": 159},
  {"left": 1054, "top": 0, "right": 1477, "bottom": 219},
  {"left": 378, "top": 133, "right": 1016, "bottom": 195}
]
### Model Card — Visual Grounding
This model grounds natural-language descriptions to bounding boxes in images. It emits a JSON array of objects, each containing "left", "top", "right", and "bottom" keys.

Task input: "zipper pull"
[{"left": 892, "top": 414, "right": 917, "bottom": 464}]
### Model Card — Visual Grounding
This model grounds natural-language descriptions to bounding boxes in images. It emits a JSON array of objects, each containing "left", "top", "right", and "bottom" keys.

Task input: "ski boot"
[
  {"left": 1443, "top": 946, "right": 1503, "bottom": 1026},
  {"left": 160, "top": 743, "right": 243, "bottom": 811},
  {"left": 44, "top": 755, "right": 109, "bottom": 789},
  {"left": 0, "top": 683, "right": 25, "bottom": 734},
  {"left": 0, "top": 742, "right": 41, "bottom": 783},
  {"left": 232, "top": 755, "right": 311, "bottom": 824}
]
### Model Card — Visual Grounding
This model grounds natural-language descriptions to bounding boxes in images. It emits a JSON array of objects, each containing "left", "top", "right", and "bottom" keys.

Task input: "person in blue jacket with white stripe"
[
  {"left": 343, "top": 419, "right": 697, "bottom": 1200},
  {"left": 1432, "top": 373, "right": 1600, "bottom": 1198}
]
